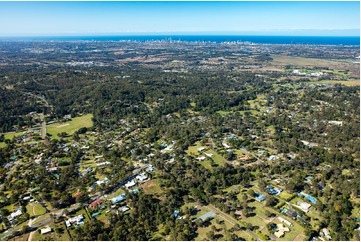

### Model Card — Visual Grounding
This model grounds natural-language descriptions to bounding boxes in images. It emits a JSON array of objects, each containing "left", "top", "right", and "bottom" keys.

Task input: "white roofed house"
[
  {"left": 40, "top": 226, "right": 52, "bottom": 235},
  {"left": 196, "top": 156, "right": 206, "bottom": 161},
  {"left": 8, "top": 209, "right": 22, "bottom": 222},
  {"left": 136, "top": 173, "right": 148, "bottom": 182},
  {"left": 125, "top": 179, "right": 136, "bottom": 188}
]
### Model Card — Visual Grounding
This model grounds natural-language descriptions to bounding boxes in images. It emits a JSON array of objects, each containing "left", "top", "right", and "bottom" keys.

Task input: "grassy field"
[
  {"left": 216, "top": 110, "right": 231, "bottom": 115},
  {"left": 141, "top": 179, "right": 163, "bottom": 195},
  {"left": 0, "top": 131, "right": 27, "bottom": 147},
  {"left": 80, "top": 158, "right": 97, "bottom": 171},
  {"left": 307, "top": 79, "right": 360, "bottom": 86},
  {"left": 26, "top": 202, "right": 47, "bottom": 216},
  {"left": 107, "top": 187, "right": 126, "bottom": 199},
  {"left": 47, "top": 114, "right": 93, "bottom": 139},
  {"left": 207, "top": 149, "right": 227, "bottom": 167},
  {"left": 31, "top": 221, "right": 71, "bottom": 241},
  {"left": 271, "top": 55, "right": 342, "bottom": 67}
]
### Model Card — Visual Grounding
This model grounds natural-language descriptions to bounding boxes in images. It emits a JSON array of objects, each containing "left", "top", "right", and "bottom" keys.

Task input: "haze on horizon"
[{"left": 0, "top": 1, "right": 359, "bottom": 37}]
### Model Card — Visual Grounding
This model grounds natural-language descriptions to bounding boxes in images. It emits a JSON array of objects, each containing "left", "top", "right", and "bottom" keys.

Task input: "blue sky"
[{"left": 0, "top": 1, "right": 359, "bottom": 36}]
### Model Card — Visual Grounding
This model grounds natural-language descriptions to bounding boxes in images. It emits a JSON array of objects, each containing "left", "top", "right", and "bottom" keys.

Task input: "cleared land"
[
  {"left": 26, "top": 202, "right": 47, "bottom": 217},
  {"left": 271, "top": 55, "right": 345, "bottom": 67},
  {"left": 47, "top": 114, "right": 93, "bottom": 138}
]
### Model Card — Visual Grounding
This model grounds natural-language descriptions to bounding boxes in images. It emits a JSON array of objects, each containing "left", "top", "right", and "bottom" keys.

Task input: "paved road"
[{"left": 1, "top": 203, "right": 81, "bottom": 240}]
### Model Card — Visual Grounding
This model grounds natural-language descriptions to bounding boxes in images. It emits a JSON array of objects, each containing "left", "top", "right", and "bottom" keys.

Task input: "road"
[
  {"left": 41, "top": 113, "right": 46, "bottom": 139},
  {"left": 1, "top": 203, "right": 81, "bottom": 241}
]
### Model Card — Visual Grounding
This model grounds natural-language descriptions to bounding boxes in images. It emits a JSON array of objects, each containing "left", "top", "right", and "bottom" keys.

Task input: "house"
[
  {"left": 278, "top": 217, "right": 292, "bottom": 227},
  {"left": 96, "top": 178, "right": 109, "bottom": 186},
  {"left": 198, "top": 211, "right": 216, "bottom": 222},
  {"left": 304, "top": 194, "right": 317, "bottom": 204},
  {"left": 255, "top": 193, "right": 266, "bottom": 202},
  {"left": 146, "top": 165, "right": 155, "bottom": 172},
  {"left": 40, "top": 226, "right": 52, "bottom": 235},
  {"left": 72, "top": 191, "right": 82, "bottom": 199},
  {"left": 119, "top": 206, "right": 129, "bottom": 212},
  {"left": 125, "top": 180, "right": 136, "bottom": 188},
  {"left": 8, "top": 209, "right": 22, "bottom": 221},
  {"left": 197, "top": 147, "right": 205, "bottom": 152},
  {"left": 268, "top": 155, "right": 278, "bottom": 161},
  {"left": 274, "top": 223, "right": 290, "bottom": 238},
  {"left": 173, "top": 210, "right": 180, "bottom": 218},
  {"left": 297, "top": 201, "right": 311, "bottom": 213},
  {"left": 66, "top": 214, "right": 84, "bottom": 227},
  {"left": 89, "top": 199, "right": 103, "bottom": 208},
  {"left": 96, "top": 161, "right": 111, "bottom": 167},
  {"left": 196, "top": 156, "right": 206, "bottom": 161},
  {"left": 286, "top": 208, "right": 300, "bottom": 220},
  {"left": 222, "top": 142, "right": 230, "bottom": 148},
  {"left": 91, "top": 212, "right": 100, "bottom": 218},
  {"left": 111, "top": 193, "right": 126, "bottom": 204},
  {"left": 205, "top": 153, "right": 214, "bottom": 157},
  {"left": 81, "top": 167, "right": 93, "bottom": 176},
  {"left": 321, "top": 228, "right": 332, "bottom": 240},
  {"left": 136, "top": 173, "right": 148, "bottom": 182},
  {"left": 305, "top": 176, "right": 313, "bottom": 183}
]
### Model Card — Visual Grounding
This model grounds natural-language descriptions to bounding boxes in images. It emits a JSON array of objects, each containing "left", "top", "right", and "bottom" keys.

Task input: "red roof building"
[{"left": 89, "top": 199, "right": 103, "bottom": 208}]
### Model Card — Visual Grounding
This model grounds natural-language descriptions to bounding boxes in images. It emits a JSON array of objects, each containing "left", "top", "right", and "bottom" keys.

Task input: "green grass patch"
[
  {"left": 3, "top": 203, "right": 16, "bottom": 213},
  {"left": 107, "top": 187, "right": 126, "bottom": 199},
  {"left": 216, "top": 110, "right": 231, "bottom": 115},
  {"left": 26, "top": 202, "right": 46, "bottom": 216},
  {"left": 307, "top": 79, "right": 359, "bottom": 86},
  {"left": 279, "top": 191, "right": 295, "bottom": 201},
  {"left": 47, "top": 114, "right": 93, "bottom": 139},
  {"left": 207, "top": 149, "right": 227, "bottom": 167}
]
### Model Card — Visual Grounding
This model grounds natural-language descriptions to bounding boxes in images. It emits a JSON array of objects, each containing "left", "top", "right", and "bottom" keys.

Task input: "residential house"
[
  {"left": 89, "top": 199, "right": 103, "bottom": 208},
  {"left": 125, "top": 180, "right": 136, "bottom": 188},
  {"left": 40, "top": 226, "right": 52, "bottom": 235},
  {"left": 119, "top": 206, "right": 129, "bottom": 212},
  {"left": 111, "top": 194, "right": 126, "bottom": 204}
]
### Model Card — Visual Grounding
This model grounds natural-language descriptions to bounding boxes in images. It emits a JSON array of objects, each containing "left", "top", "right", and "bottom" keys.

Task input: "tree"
[
  {"left": 206, "top": 230, "right": 215, "bottom": 240},
  {"left": 265, "top": 196, "right": 278, "bottom": 207}
]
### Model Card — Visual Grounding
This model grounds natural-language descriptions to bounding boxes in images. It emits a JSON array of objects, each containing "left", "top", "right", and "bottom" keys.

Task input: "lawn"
[
  {"left": 185, "top": 141, "right": 202, "bottom": 155},
  {"left": 307, "top": 79, "right": 359, "bottom": 86},
  {"left": 47, "top": 114, "right": 93, "bottom": 139},
  {"left": 107, "top": 187, "right": 126, "bottom": 199},
  {"left": 31, "top": 221, "right": 71, "bottom": 241},
  {"left": 0, "top": 131, "right": 27, "bottom": 147},
  {"left": 79, "top": 158, "right": 97, "bottom": 171},
  {"left": 31, "top": 213, "right": 51, "bottom": 225},
  {"left": 3, "top": 203, "right": 16, "bottom": 213},
  {"left": 216, "top": 110, "right": 231, "bottom": 115},
  {"left": 207, "top": 149, "right": 227, "bottom": 167},
  {"left": 95, "top": 213, "right": 109, "bottom": 225},
  {"left": 271, "top": 54, "right": 342, "bottom": 67},
  {"left": 26, "top": 202, "right": 47, "bottom": 216},
  {"left": 141, "top": 179, "right": 163, "bottom": 195}
]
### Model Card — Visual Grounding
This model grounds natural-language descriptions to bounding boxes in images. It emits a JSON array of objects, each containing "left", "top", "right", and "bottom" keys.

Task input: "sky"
[{"left": 0, "top": 1, "right": 359, "bottom": 36}]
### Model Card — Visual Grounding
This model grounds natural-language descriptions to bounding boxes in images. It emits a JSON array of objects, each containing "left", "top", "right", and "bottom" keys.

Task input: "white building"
[
  {"left": 125, "top": 180, "right": 136, "bottom": 188},
  {"left": 8, "top": 209, "right": 22, "bottom": 221},
  {"left": 41, "top": 226, "right": 52, "bottom": 235}
]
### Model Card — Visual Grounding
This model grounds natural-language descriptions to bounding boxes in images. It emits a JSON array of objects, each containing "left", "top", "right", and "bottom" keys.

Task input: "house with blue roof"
[
  {"left": 256, "top": 193, "right": 266, "bottom": 202},
  {"left": 304, "top": 194, "right": 317, "bottom": 204},
  {"left": 173, "top": 210, "right": 180, "bottom": 218},
  {"left": 111, "top": 193, "right": 126, "bottom": 204}
]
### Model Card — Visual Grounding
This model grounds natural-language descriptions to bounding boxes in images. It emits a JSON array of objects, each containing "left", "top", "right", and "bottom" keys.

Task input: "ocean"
[{"left": 1, "top": 35, "right": 360, "bottom": 45}]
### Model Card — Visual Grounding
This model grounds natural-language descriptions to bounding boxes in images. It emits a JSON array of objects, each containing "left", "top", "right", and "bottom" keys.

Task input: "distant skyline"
[{"left": 0, "top": 1, "right": 359, "bottom": 36}]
